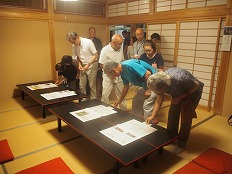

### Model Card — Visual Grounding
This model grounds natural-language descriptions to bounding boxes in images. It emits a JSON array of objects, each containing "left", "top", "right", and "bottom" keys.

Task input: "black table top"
[
  {"left": 49, "top": 99, "right": 179, "bottom": 166},
  {"left": 17, "top": 80, "right": 87, "bottom": 106}
]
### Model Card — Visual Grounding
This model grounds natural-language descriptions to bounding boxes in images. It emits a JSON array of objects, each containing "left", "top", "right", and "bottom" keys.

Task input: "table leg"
[
  {"left": 21, "top": 91, "right": 25, "bottom": 100},
  {"left": 133, "top": 161, "right": 140, "bottom": 169},
  {"left": 57, "top": 117, "right": 62, "bottom": 132},
  {"left": 158, "top": 147, "right": 163, "bottom": 154},
  {"left": 42, "top": 106, "right": 46, "bottom": 119},
  {"left": 113, "top": 161, "right": 120, "bottom": 174}
]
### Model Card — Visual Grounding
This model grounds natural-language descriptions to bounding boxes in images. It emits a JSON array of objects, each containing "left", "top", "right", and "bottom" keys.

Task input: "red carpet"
[
  {"left": 0, "top": 139, "right": 14, "bottom": 163},
  {"left": 174, "top": 147, "right": 232, "bottom": 174},
  {"left": 16, "top": 157, "right": 74, "bottom": 174}
]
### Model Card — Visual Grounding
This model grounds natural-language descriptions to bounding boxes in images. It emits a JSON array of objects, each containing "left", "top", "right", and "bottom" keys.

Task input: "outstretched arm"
[
  {"left": 145, "top": 94, "right": 164, "bottom": 124},
  {"left": 114, "top": 84, "right": 129, "bottom": 108}
]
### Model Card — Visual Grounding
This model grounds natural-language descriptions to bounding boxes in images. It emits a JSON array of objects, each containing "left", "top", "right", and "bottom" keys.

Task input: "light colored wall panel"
[
  {"left": 201, "top": 93, "right": 209, "bottom": 100},
  {"left": 195, "top": 58, "right": 214, "bottom": 66},
  {"left": 128, "top": 10, "right": 138, "bottom": 15},
  {"left": 164, "top": 61, "right": 174, "bottom": 68},
  {"left": 179, "top": 36, "right": 197, "bottom": 43},
  {"left": 196, "top": 44, "right": 216, "bottom": 51},
  {"left": 161, "top": 30, "right": 176, "bottom": 36},
  {"left": 118, "top": 3, "right": 126, "bottom": 7},
  {"left": 198, "top": 21, "right": 219, "bottom": 28},
  {"left": 171, "top": 4, "right": 185, "bottom": 11},
  {"left": 207, "top": 0, "right": 227, "bottom": 6},
  {"left": 172, "top": 0, "right": 186, "bottom": 5},
  {"left": 197, "top": 37, "right": 217, "bottom": 43},
  {"left": 139, "top": 9, "right": 149, "bottom": 13},
  {"left": 117, "top": 12, "right": 126, "bottom": 16},
  {"left": 128, "top": 1, "right": 138, "bottom": 6},
  {"left": 196, "top": 50, "right": 215, "bottom": 58},
  {"left": 148, "top": 24, "right": 162, "bottom": 30},
  {"left": 194, "top": 65, "right": 213, "bottom": 73},
  {"left": 109, "top": 8, "right": 117, "bottom": 13},
  {"left": 180, "top": 22, "right": 198, "bottom": 29},
  {"left": 163, "top": 54, "right": 174, "bottom": 61},
  {"left": 177, "top": 62, "right": 194, "bottom": 69},
  {"left": 162, "top": 23, "right": 176, "bottom": 29},
  {"left": 157, "top": 6, "right": 171, "bottom": 12},
  {"left": 200, "top": 78, "right": 211, "bottom": 87},
  {"left": 178, "top": 49, "right": 195, "bottom": 56},
  {"left": 203, "top": 86, "right": 210, "bottom": 93},
  {"left": 188, "top": 2, "right": 206, "bottom": 8},
  {"left": 162, "top": 36, "right": 176, "bottom": 42},
  {"left": 157, "top": 1, "right": 171, "bottom": 7},
  {"left": 180, "top": 30, "right": 198, "bottom": 36},
  {"left": 160, "top": 48, "right": 174, "bottom": 55},
  {"left": 179, "top": 43, "right": 196, "bottom": 49},
  {"left": 198, "top": 29, "right": 218, "bottom": 36},
  {"left": 161, "top": 43, "right": 175, "bottom": 48},
  {"left": 109, "top": 4, "right": 116, "bottom": 9},
  {"left": 193, "top": 71, "right": 212, "bottom": 80},
  {"left": 128, "top": 6, "right": 138, "bottom": 10},
  {"left": 178, "top": 56, "right": 195, "bottom": 63},
  {"left": 0, "top": 19, "right": 50, "bottom": 99},
  {"left": 199, "top": 99, "right": 208, "bottom": 106},
  {"left": 139, "top": 4, "right": 149, "bottom": 9}
]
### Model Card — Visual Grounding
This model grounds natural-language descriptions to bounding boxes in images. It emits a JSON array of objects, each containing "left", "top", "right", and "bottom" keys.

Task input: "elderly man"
[
  {"left": 103, "top": 59, "right": 158, "bottom": 118},
  {"left": 133, "top": 28, "right": 146, "bottom": 59},
  {"left": 99, "top": 34, "right": 127, "bottom": 110},
  {"left": 146, "top": 68, "right": 204, "bottom": 154},
  {"left": 66, "top": 31, "right": 98, "bottom": 99}
]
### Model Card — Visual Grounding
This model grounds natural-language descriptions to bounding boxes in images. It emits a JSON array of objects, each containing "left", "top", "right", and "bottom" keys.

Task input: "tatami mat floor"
[{"left": 0, "top": 88, "right": 231, "bottom": 174}]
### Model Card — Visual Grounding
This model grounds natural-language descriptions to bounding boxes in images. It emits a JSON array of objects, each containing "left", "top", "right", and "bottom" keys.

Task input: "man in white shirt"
[
  {"left": 133, "top": 28, "right": 146, "bottom": 59},
  {"left": 66, "top": 31, "right": 98, "bottom": 99},
  {"left": 99, "top": 34, "right": 127, "bottom": 110}
]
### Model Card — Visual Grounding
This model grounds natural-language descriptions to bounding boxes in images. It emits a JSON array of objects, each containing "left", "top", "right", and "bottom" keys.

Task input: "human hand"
[
  {"left": 114, "top": 101, "right": 119, "bottom": 108},
  {"left": 172, "top": 96, "right": 182, "bottom": 105},
  {"left": 145, "top": 116, "right": 153, "bottom": 124},
  {"left": 152, "top": 63, "right": 157, "bottom": 69},
  {"left": 144, "top": 90, "right": 151, "bottom": 99}
]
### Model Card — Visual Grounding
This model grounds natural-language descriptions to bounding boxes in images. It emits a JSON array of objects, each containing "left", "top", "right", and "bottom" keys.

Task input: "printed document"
[
  {"left": 100, "top": 119, "right": 157, "bottom": 146},
  {"left": 70, "top": 105, "right": 117, "bottom": 122},
  {"left": 27, "top": 83, "right": 57, "bottom": 90}
]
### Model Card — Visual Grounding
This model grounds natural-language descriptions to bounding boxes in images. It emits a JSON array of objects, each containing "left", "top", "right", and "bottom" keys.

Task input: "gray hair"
[
  {"left": 66, "top": 31, "right": 78, "bottom": 40},
  {"left": 103, "top": 61, "right": 119, "bottom": 74},
  {"left": 147, "top": 71, "right": 171, "bottom": 92}
]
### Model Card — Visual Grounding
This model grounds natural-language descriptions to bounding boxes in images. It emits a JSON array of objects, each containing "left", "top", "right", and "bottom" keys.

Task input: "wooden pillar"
[{"left": 213, "top": 15, "right": 232, "bottom": 115}]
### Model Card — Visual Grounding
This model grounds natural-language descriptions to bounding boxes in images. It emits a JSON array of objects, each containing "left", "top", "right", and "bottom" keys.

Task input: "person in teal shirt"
[{"left": 103, "top": 59, "right": 158, "bottom": 122}]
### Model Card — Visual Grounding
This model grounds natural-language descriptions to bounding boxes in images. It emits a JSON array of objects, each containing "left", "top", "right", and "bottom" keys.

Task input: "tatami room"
[{"left": 0, "top": 0, "right": 232, "bottom": 174}]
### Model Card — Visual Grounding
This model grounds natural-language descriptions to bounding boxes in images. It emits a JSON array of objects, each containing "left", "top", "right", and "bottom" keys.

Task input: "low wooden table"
[
  {"left": 49, "top": 99, "right": 180, "bottom": 174},
  {"left": 17, "top": 80, "right": 87, "bottom": 118}
]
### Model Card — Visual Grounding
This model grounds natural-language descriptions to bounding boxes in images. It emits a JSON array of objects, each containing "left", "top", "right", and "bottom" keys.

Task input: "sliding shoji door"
[
  {"left": 147, "top": 23, "right": 176, "bottom": 69},
  {"left": 177, "top": 20, "right": 222, "bottom": 109},
  {"left": 148, "top": 19, "right": 224, "bottom": 110}
]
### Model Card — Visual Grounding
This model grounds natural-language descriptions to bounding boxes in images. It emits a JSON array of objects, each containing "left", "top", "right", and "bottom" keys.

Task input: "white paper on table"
[
  {"left": 27, "top": 85, "right": 43, "bottom": 90},
  {"left": 100, "top": 119, "right": 157, "bottom": 146},
  {"left": 27, "top": 83, "right": 57, "bottom": 90},
  {"left": 70, "top": 108, "right": 101, "bottom": 122},
  {"left": 69, "top": 105, "right": 117, "bottom": 122},
  {"left": 40, "top": 90, "right": 76, "bottom": 100},
  {"left": 100, "top": 125, "right": 140, "bottom": 146},
  {"left": 116, "top": 119, "right": 157, "bottom": 138},
  {"left": 85, "top": 105, "right": 117, "bottom": 117}
]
